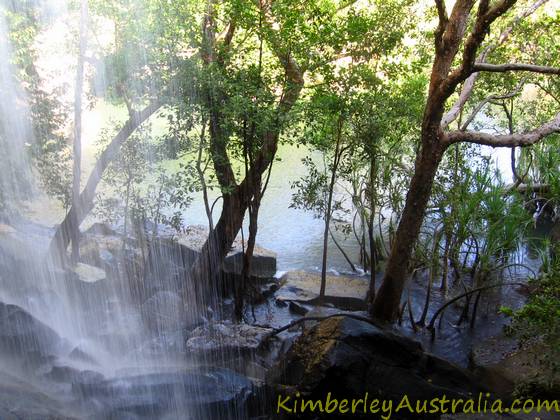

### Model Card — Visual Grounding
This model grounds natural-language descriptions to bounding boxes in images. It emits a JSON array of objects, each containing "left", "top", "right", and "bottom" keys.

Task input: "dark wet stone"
[
  {"left": 269, "top": 316, "right": 486, "bottom": 419},
  {"left": 44, "top": 365, "right": 104, "bottom": 385},
  {"left": 260, "top": 282, "right": 279, "bottom": 299},
  {"left": 288, "top": 301, "right": 308, "bottom": 316},
  {"left": 275, "top": 299, "right": 288, "bottom": 308},
  {"left": 85, "top": 223, "right": 118, "bottom": 236},
  {"left": 73, "top": 368, "right": 253, "bottom": 419},
  {"left": 68, "top": 346, "right": 99, "bottom": 365},
  {"left": 140, "top": 291, "right": 185, "bottom": 333},
  {"left": 0, "top": 301, "right": 62, "bottom": 368},
  {"left": 186, "top": 322, "right": 273, "bottom": 357},
  {"left": 0, "top": 371, "right": 77, "bottom": 419}
]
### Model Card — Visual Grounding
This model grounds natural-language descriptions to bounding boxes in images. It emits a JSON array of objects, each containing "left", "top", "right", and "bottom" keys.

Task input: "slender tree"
[{"left": 70, "top": 0, "right": 89, "bottom": 263}]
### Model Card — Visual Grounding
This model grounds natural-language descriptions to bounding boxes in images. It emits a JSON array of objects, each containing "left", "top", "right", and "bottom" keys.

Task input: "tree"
[
  {"left": 372, "top": 0, "right": 560, "bottom": 322},
  {"left": 70, "top": 0, "right": 89, "bottom": 263},
  {"left": 48, "top": 0, "right": 175, "bottom": 259},
  {"left": 0, "top": 1, "right": 71, "bottom": 218},
  {"left": 184, "top": 0, "right": 411, "bottom": 316}
]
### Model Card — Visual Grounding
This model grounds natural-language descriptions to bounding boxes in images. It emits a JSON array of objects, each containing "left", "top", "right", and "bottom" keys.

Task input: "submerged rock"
[{"left": 269, "top": 316, "right": 486, "bottom": 419}]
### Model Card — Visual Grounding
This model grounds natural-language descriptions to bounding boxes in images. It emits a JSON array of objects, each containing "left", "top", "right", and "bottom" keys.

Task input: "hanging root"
[{"left": 262, "top": 313, "right": 385, "bottom": 340}]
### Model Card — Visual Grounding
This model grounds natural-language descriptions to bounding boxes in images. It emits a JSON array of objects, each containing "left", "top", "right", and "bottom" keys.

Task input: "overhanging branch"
[
  {"left": 441, "top": 0, "right": 548, "bottom": 128},
  {"left": 473, "top": 62, "right": 560, "bottom": 75},
  {"left": 446, "top": 112, "right": 560, "bottom": 147}
]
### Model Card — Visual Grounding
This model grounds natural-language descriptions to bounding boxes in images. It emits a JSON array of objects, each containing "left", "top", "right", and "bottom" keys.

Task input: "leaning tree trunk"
[
  {"left": 185, "top": 173, "right": 255, "bottom": 318},
  {"left": 371, "top": 135, "right": 445, "bottom": 321},
  {"left": 49, "top": 101, "right": 161, "bottom": 260}
]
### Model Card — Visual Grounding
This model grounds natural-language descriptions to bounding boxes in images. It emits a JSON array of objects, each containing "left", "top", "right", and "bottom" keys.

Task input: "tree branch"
[
  {"left": 460, "top": 78, "right": 525, "bottom": 131},
  {"left": 440, "top": 0, "right": 546, "bottom": 128},
  {"left": 446, "top": 112, "right": 560, "bottom": 147},
  {"left": 473, "top": 62, "right": 560, "bottom": 75},
  {"left": 49, "top": 100, "right": 163, "bottom": 256},
  {"left": 442, "top": 0, "right": 516, "bottom": 98},
  {"left": 434, "top": 0, "right": 448, "bottom": 52}
]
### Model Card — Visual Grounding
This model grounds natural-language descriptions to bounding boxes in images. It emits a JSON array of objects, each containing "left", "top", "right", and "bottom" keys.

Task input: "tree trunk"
[
  {"left": 367, "top": 154, "right": 377, "bottom": 304},
  {"left": 371, "top": 137, "right": 445, "bottom": 321},
  {"left": 319, "top": 120, "right": 343, "bottom": 299},
  {"left": 49, "top": 101, "right": 161, "bottom": 259},
  {"left": 185, "top": 180, "right": 251, "bottom": 317},
  {"left": 70, "top": 0, "right": 88, "bottom": 263},
  {"left": 235, "top": 201, "right": 259, "bottom": 320}
]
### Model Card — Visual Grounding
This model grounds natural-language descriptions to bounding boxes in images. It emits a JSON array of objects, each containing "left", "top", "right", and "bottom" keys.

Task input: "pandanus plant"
[{"left": 406, "top": 151, "right": 534, "bottom": 335}]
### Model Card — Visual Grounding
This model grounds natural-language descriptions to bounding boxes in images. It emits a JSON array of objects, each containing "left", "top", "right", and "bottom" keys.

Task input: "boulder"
[
  {"left": 63, "top": 263, "right": 109, "bottom": 311},
  {"left": 269, "top": 316, "right": 486, "bottom": 419},
  {"left": 275, "top": 271, "right": 368, "bottom": 310},
  {"left": 73, "top": 368, "right": 254, "bottom": 419},
  {"left": 470, "top": 337, "right": 560, "bottom": 399},
  {"left": 162, "top": 225, "right": 277, "bottom": 278},
  {"left": 0, "top": 371, "right": 77, "bottom": 420},
  {"left": 44, "top": 365, "right": 104, "bottom": 385},
  {"left": 288, "top": 301, "right": 309, "bottom": 316},
  {"left": 140, "top": 291, "right": 185, "bottom": 333},
  {"left": 0, "top": 301, "right": 62, "bottom": 368},
  {"left": 186, "top": 322, "right": 273, "bottom": 357},
  {"left": 79, "top": 233, "right": 122, "bottom": 272},
  {"left": 68, "top": 346, "right": 99, "bottom": 366},
  {"left": 73, "top": 263, "right": 106, "bottom": 284},
  {"left": 84, "top": 222, "right": 117, "bottom": 236}
]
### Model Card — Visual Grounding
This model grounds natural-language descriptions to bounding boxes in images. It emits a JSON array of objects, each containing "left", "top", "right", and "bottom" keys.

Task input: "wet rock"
[
  {"left": 275, "top": 270, "right": 368, "bottom": 310},
  {"left": 275, "top": 298, "right": 288, "bottom": 307},
  {"left": 73, "top": 262, "right": 106, "bottom": 283},
  {"left": 44, "top": 365, "right": 104, "bottom": 385},
  {"left": 186, "top": 322, "right": 273, "bottom": 356},
  {"left": 85, "top": 222, "right": 117, "bottom": 236},
  {"left": 269, "top": 316, "right": 485, "bottom": 419},
  {"left": 140, "top": 291, "right": 185, "bottom": 333},
  {"left": 63, "top": 263, "right": 109, "bottom": 311},
  {"left": 260, "top": 282, "right": 279, "bottom": 299},
  {"left": 0, "top": 372, "right": 77, "bottom": 420},
  {"left": 73, "top": 368, "right": 253, "bottom": 419},
  {"left": 288, "top": 301, "right": 308, "bottom": 316},
  {"left": 68, "top": 346, "right": 99, "bottom": 365},
  {"left": 0, "top": 301, "right": 62, "bottom": 369},
  {"left": 80, "top": 233, "right": 122, "bottom": 270},
  {"left": 162, "top": 225, "right": 277, "bottom": 278},
  {"left": 470, "top": 337, "right": 560, "bottom": 398}
]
